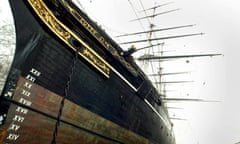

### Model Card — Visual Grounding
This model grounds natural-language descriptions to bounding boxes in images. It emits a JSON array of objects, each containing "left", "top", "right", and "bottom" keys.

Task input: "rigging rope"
[
  {"left": 51, "top": 52, "right": 78, "bottom": 144},
  {"left": 128, "top": 0, "right": 146, "bottom": 32},
  {"left": 137, "top": 0, "right": 162, "bottom": 89}
]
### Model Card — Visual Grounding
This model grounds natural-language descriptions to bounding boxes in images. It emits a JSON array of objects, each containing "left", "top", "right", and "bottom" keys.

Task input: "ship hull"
[
  {"left": 1, "top": 77, "right": 150, "bottom": 144},
  {"left": 0, "top": 0, "right": 175, "bottom": 143}
]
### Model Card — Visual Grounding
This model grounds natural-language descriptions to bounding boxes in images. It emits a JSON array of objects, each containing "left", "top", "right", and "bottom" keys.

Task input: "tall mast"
[
  {"left": 155, "top": 81, "right": 194, "bottom": 84},
  {"left": 138, "top": 2, "right": 174, "bottom": 12},
  {"left": 129, "top": 9, "right": 180, "bottom": 22},
  {"left": 116, "top": 24, "right": 195, "bottom": 37},
  {"left": 148, "top": 72, "right": 190, "bottom": 76},
  {"left": 120, "top": 33, "right": 203, "bottom": 45},
  {"left": 137, "top": 53, "right": 222, "bottom": 60}
]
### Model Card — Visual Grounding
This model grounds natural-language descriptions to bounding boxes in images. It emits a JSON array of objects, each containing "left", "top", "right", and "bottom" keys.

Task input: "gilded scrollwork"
[
  {"left": 82, "top": 49, "right": 110, "bottom": 75},
  {"left": 28, "top": 0, "right": 110, "bottom": 78},
  {"left": 61, "top": 0, "right": 138, "bottom": 76}
]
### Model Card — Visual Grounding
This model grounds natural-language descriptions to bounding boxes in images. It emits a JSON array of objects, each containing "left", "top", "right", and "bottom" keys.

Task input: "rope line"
[{"left": 51, "top": 52, "right": 78, "bottom": 144}]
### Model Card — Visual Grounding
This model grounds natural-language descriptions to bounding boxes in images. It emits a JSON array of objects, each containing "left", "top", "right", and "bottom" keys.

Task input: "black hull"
[{"left": 0, "top": 0, "right": 175, "bottom": 143}]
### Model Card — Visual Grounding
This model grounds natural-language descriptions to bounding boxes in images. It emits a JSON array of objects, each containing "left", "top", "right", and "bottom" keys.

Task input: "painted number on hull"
[{"left": 6, "top": 68, "right": 41, "bottom": 142}]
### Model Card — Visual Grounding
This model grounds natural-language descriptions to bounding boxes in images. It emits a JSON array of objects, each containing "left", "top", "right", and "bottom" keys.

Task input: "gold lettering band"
[
  {"left": 61, "top": 0, "right": 138, "bottom": 76},
  {"left": 28, "top": 0, "right": 111, "bottom": 78}
]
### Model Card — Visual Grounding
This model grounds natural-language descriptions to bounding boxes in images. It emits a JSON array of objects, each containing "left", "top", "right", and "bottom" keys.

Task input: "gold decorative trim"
[
  {"left": 61, "top": 0, "right": 138, "bottom": 76},
  {"left": 28, "top": 0, "right": 110, "bottom": 78}
]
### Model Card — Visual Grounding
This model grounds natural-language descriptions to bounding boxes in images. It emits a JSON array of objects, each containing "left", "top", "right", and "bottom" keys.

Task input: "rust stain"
[{"left": 0, "top": 129, "right": 9, "bottom": 144}]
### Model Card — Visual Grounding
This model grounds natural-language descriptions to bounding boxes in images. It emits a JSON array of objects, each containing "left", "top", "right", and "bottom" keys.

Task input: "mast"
[
  {"left": 138, "top": 2, "right": 174, "bottom": 12},
  {"left": 170, "top": 117, "right": 187, "bottom": 121},
  {"left": 129, "top": 9, "right": 180, "bottom": 22},
  {"left": 155, "top": 81, "right": 194, "bottom": 84},
  {"left": 167, "top": 107, "right": 184, "bottom": 110},
  {"left": 134, "top": 43, "right": 165, "bottom": 52},
  {"left": 137, "top": 53, "right": 222, "bottom": 60},
  {"left": 116, "top": 24, "right": 195, "bottom": 37},
  {"left": 119, "top": 33, "right": 204, "bottom": 44},
  {"left": 148, "top": 72, "right": 190, "bottom": 76},
  {"left": 162, "top": 98, "right": 219, "bottom": 102}
]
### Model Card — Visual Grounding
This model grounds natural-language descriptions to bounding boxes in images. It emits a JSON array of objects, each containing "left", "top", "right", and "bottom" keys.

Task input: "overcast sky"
[{"left": 1, "top": 0, "right": 240, "bottom": 144}]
